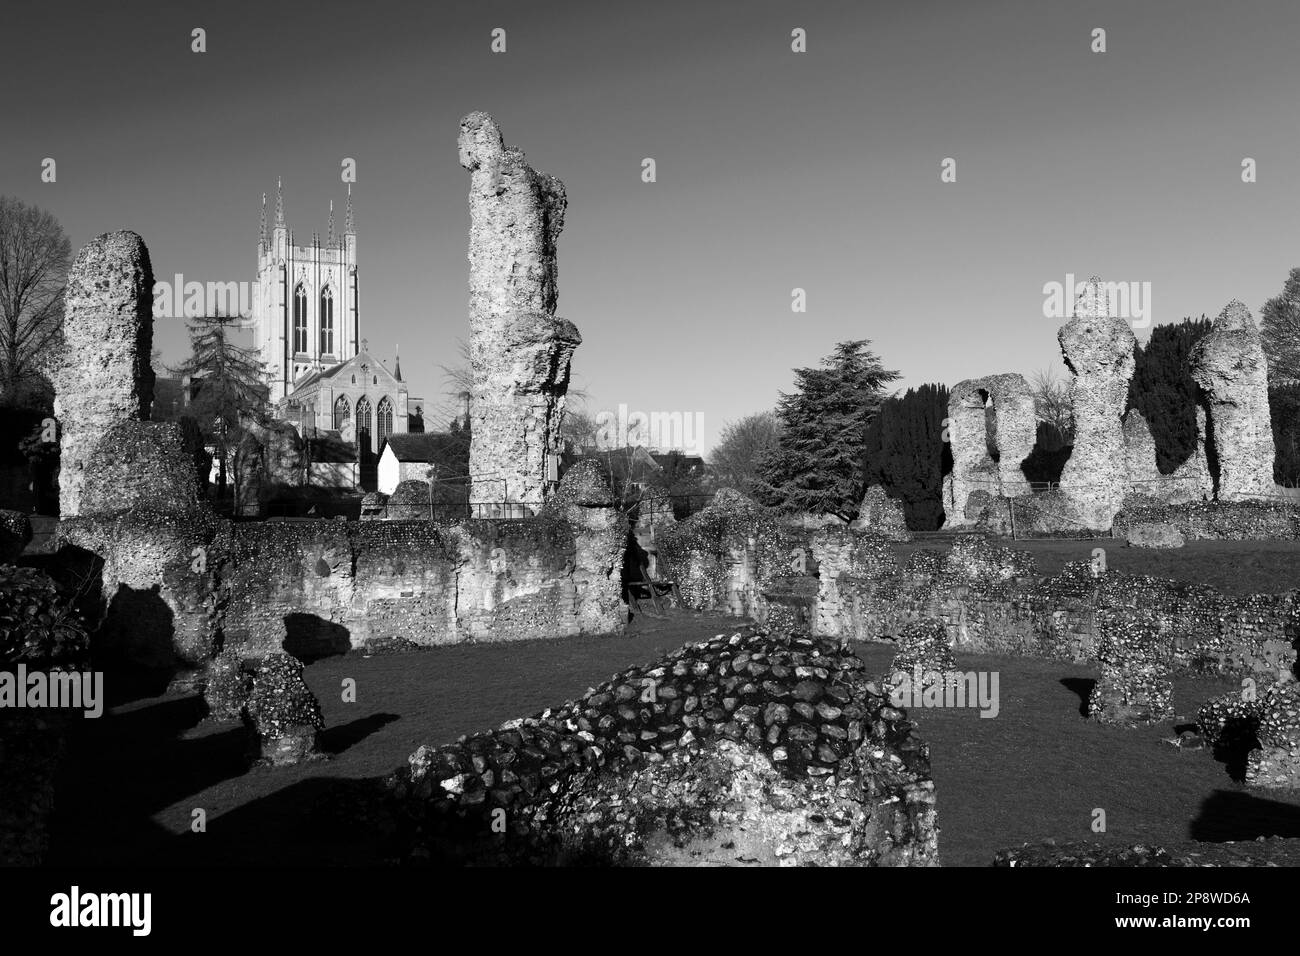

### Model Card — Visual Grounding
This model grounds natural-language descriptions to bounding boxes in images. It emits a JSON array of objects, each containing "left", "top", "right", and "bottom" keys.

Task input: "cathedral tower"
[{"left": 252, "top": 180, "right": 360, "bottom": 403}]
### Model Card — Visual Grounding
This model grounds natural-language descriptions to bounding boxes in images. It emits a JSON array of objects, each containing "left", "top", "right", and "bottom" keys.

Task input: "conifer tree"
[
  {"left": 756, "top": 340, "right": 899, "bottom": 521},
  {"left": 168, "top": 312, "right": 270, "bottom": 496},
  {"left": 861, "top": 383, "right": 951, "bottom": 530},
  {"left": 1127, "top": 317, "right": 1211, "bottom": 474}
]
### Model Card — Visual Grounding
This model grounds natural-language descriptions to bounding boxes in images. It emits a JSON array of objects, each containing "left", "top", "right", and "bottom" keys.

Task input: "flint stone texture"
[
  {"left": 657, "top": 489, "right": 795, "bottom": 620},
  {"left": 0, "top": 511, "right": 33, "bottom": 563},
  {"left": 1087, "top": 611, "right": 1172, "bottom": 725},
  {"left": 943, "top": 374, "right": 1035, "bottom": 526},
  {"left": 54, "top": 231, "right": 155, "bottom": 517},
  {"left": 459, "top": 112, "right": 580, "bottom": 508},
  {"left": 1057, "top": 278, "right": 1137, "bottom": 530},
  {"left": 1190, "top": 301, "right": 1279, "bottom": 502},
  {"left": 850, "top": 485, "right": 912, "bottom": 541},
  {"left": 1245, "top": 682, "right": 1300, "bottom": 789},
  {"left": 80, "top": 421, "right": 204, "bottom": 517},
  {"left": 1123, "top": 406, "right": 1213, "bottom": 504},
  {"left": 244, "top": 652, "right": 324, "bottom": 767},
  {"left": 542, "top": 462, "right": 628, "bottom": 634},
  {"left": 388, "top": 629, "right": 939, "bottom": 866}
]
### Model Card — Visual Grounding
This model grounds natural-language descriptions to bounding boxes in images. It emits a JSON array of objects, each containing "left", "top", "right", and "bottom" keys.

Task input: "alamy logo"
[
  {"left": 594, "top": 403, "right": 704, "bottom": 456},
  {"left": 888, "top": 666, "right": 1000, "bottom": 718},
  {"left": 153, "top": 274, "right": 253, "bottom": 322},
  {"left": 0, "top": 666, "right": 103, "bottom": 718},
  {"left": 50, "top": 886, "right": 151, "bottom": 936},
  {"left": 1042, "top": 272, "right": 1151, "bottom": 328}
]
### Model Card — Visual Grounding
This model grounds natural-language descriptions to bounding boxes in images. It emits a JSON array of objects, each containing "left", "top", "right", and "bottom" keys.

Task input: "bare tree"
[
  {"left": 436, "top": 336, "right": 589, "bottom": 431},
  {"left": 710, "top": 410, "right": 781, "bottom": 496},
  {"left": 0, "top": 196, "right": 71, "bottom": 407},
  {"left": 1261, "top": 267, "right": 1300, "bottom": 386},
  {"left": 1027, "top": 367, "right": 1073, "bottom": 440}
]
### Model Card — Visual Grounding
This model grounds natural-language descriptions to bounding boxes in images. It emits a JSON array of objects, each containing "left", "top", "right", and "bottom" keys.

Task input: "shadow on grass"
[
  {"left": 321, "top": 713, "right": 401, "bottom": 755},
  {"left": 1059, "top": 677, "right": 1096, "bottom": 718},
  {"left": 1189, "top": 789, "right": 1300, "bottom": 842}
]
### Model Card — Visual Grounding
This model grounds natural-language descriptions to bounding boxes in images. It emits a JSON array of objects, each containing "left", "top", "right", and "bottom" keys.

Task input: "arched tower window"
[
  {"left": 319, "top": 286, "right": 334, "bottom": 355},
  {"left": 292, "top": 284, "right": 308, "bottom": 354},
  {"left": 333, "top": 394, "right": 350, "bottom": 431},
  {"left": 356, "top": 395, "right": 373, "bottom": 453},
  {"left": 377, "top": 396, "right": 393, "bottom": 446}
]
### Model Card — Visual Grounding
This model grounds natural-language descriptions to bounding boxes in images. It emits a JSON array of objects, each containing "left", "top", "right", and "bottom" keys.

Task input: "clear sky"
[{"left": 3, "top": 0, "right": 1299, "bottom": 453}]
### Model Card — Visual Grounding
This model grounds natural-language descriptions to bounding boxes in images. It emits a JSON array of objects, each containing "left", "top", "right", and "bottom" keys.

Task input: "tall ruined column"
[
  {"left": 1057, "top": 277, "right": 1136, "bottom": 529},
  {"left": 1190, "top": 300, "right": 1278, "bottom": 501},
  {"left": 458, "top": 112, "right": 581, "bottom": 509},
  {"left": 53, "top": 231, "right": 155, "bottom": 517}
]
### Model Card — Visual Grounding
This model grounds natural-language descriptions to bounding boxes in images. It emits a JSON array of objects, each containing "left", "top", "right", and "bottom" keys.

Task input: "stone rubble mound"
[{"left": 388, "top": 628, "right": 939, "bottom": 866}]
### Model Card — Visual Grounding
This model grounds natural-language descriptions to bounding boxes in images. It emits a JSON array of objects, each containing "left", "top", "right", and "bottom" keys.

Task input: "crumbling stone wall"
[
  {"left": 234, "top": 419, "right": 306, "bottom": 518},
  {"left": 657, "top": 489, "right": 800, "bottom": 620},
  {"left": 348, "top": 522, "right": 459, "bottom": 647},
  {"left": 1190, "top": 301, "right": 1279, "bottom": 502},
  {"left": 215, "top": 521, "right": 355, "bottom": 658},
  {"left": 81, "top": 421, "right": 203, "bottom": 517},
  {"left": 1113, "top": 499, "right": 1300, "bottom": 540},
  {"left": 459, "top": 111, "right": 580, "bottom": 507},
  {"left": 54, "top": 231, "right": 155, "bottom": 517},
  {"left": 814, "top": 534, "right": 1296, "bottom": 682},
  {"left": 1057, "top": 278, "right": 1136, "bottom": 530},
  {"left": 54, "top": 479, "right": 628, "bottom": 666},
  {"left": 388, "top": 628, "right": 939, "bottom": 866},
  {"left": 943, "top": 374, "right": 1036, "bottom": 525},
  {"left": 57, "top": 511, "right": 218, "bottom": 668},
  {"left": 544, "top": 461, "right": 628, "bottom": 634}
]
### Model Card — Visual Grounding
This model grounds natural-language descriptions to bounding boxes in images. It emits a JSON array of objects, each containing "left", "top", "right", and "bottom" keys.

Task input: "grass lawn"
[
  {"left": 896, "top": 537, "right": 1300, "bottom": 595},
  {"left": 44, "top": 608, "right": 1300, "bottom": 867}
]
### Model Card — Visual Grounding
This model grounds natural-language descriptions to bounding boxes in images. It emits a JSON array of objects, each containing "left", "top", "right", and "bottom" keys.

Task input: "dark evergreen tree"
[
  {"left": 1270, "top": 382, "right": 1300, "bottom": 486},
  {"left": 1126, "top": 316, "right": 1212, "bottom": 474},
  {"left": 168, "top": 312, "right": 270, "bottom": 496},
  {"left": 861, "top": 383, "right": 951, "bottom": 530},
  {"left": 756, "top": 340, "right": 899, "bottom": 521},
  {"left": 1020, "top": 421, "right": 1071, "bottom": 484}
]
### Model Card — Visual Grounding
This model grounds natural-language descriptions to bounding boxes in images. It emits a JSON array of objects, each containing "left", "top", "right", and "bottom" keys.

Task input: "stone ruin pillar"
[
  {"left": 458, "top": 112, "right": 582, "bottom": 510},
  {"left": 1190, "top": 300, "right": 1278, "bottom": 502},
  {"left": 53, "top": 231, "right": 155, "bottom": 517},
  {"left": 1057, "top": 277, "right": 1136, "bottom": 529},
  {"left": 943, "top": 374, "right": 1036, "bottom": 525}
]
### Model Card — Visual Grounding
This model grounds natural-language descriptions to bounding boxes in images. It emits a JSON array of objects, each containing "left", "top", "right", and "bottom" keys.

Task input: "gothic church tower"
[{"left": 253, "top": 180, "right": 360, "bottom": 404}]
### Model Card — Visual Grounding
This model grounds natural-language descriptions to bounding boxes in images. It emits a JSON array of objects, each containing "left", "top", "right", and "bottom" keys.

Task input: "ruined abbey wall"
[
  {"left": 943, "top": 374, "right": 1036, "bottom": 522},
  {"left": 58, "top": 505, "right": 627, "bottom": 666},
  {"left": 944, "top": 280, "right": 1280, "bottom": 532},
  {"left": 810, "top": 533, "right": 1295, "bottom": 685}
]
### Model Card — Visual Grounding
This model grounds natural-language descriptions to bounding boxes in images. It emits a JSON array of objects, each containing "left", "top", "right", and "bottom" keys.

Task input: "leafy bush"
[{"left": 0, "top": 566, "right": 88, "bottom": 667}]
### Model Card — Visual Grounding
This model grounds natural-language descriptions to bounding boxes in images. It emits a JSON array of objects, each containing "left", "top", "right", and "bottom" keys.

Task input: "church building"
[
  {"left": 251, "top": 180, "right": 422, "bottom": 471},
  {"left": 252, "top": 179, "right": 361, "bottom": 405}
]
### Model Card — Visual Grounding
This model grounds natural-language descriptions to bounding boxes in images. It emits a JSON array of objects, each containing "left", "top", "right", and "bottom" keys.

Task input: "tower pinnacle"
[
  {"left": 345, "top": 184, "right": 355, "bottom": 235},
  {"left": 327, "top": 199, "right": 335, "bottom": 245},
  {"left": 274, "top": 177, "right": 284, "bottom": 228}
]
